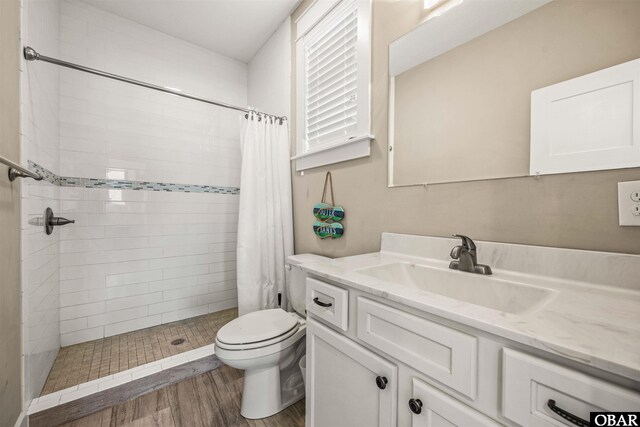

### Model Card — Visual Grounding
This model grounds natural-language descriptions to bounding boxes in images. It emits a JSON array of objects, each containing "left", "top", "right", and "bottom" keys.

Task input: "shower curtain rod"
[{"left": 23, "top": 46, "right": 287, "bottom": 122}]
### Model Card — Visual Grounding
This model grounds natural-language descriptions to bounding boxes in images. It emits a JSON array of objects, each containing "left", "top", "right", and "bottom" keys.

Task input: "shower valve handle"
[
  {"left": 44, "top": 207, "right": 75, "bottom": 235},
  {"left": 49, "top": 217, "right": 75, "bottom": 227}
]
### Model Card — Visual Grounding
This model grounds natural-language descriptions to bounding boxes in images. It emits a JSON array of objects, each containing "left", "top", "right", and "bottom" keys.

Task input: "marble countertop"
[{"left": 301, "top": 251, "right": 640, "bottom": 383}]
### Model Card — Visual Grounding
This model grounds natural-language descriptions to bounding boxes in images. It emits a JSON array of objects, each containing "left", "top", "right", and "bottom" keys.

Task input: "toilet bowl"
[{"left": 214, "top": 254, "right": 328, "bottom": 419}]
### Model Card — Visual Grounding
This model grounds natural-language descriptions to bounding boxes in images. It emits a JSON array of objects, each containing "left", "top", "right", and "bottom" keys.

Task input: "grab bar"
[{"left": 0, "top": 155, "right": 43, "bottom": 181}]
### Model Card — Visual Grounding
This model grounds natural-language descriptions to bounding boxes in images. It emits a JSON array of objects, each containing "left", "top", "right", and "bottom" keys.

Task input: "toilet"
[{"left": 215, "top": 254, "right": 328, "bottom": 419}]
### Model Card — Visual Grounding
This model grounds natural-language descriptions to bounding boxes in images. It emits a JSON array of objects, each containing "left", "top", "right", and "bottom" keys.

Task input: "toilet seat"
[
  {"left": 216, "top": 309, "right": 301, "bottom": 351},
  {"left": 215, "top": 324, "right": 306, "bottom": 363}
]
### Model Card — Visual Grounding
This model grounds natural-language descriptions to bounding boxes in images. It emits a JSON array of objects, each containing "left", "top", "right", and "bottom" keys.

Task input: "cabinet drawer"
[
  {"left": 306, "top": 278, "right": 349, "bottom": 331},
  {"left": 502, "top": 348, "right": 640, "bottom": 427},
  {"left": 410, "top": 377, "right": 499, "bottom": 426},
  {"left": 357, "top": 297, "right": 478, "bottom": 399}
]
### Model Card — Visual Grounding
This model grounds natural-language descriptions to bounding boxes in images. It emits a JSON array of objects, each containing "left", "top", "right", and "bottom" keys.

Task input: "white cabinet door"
[
  {"left": 306, "top": 318, "right": 398, "bottom": 427},
  {"left": 530, "top": 57, "right": 640, "bottom": 175},
  {"left": 409, "top": 377, "right": 500, "bottom": 427}
]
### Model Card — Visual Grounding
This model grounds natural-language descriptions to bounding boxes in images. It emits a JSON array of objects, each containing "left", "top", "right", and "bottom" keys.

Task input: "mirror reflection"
[{"left": 388, "top": 0, "right": 640, "bottom": 186}]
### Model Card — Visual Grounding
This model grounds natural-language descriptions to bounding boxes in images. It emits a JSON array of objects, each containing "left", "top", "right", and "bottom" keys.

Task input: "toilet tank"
[{"left": 286, "top": 254, "right": 329, "bottom": 316}]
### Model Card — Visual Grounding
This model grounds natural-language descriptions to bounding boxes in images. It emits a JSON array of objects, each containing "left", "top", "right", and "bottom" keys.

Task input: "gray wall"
[
  {"left": 0, "top": 0, "right": 24, "bottom": 424},
  {"left": 290, "top": 0, "right": 640, "bottom": 258}
]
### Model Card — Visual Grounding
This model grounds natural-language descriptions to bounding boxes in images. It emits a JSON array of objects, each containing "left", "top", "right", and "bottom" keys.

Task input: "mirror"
[{"left": 388, "top": 0, "right": 640, "bottom": 187}]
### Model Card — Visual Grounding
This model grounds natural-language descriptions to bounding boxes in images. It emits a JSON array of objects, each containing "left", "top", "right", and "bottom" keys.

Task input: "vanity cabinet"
[{"left": 306, "top": 276, "right": 640, "bottom": 427}]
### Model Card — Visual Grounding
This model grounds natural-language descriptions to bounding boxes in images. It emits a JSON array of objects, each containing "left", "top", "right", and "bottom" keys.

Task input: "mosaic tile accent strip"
[
  {"left": 59, "top": 177, "right": 239, "bottom": 194},
  {"left": 29, "top": 161, "right": 61, "bottom": 186},
  {"left": 28, "top": 161, "right": 239, "bottom": 194}
]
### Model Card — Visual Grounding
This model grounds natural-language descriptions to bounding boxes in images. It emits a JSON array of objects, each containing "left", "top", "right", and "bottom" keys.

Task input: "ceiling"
[{"left": 82, "top": 0, "right": 300, "bottom": 62}]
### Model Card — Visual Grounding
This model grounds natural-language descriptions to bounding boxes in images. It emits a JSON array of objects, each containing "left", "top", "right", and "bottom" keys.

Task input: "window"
[{"left": 295, "top": 0, "right": 373, "bottom": 171}]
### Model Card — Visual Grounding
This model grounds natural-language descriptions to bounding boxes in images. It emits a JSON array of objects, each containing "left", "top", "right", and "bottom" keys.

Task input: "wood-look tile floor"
[
  {"left": 42, "top": 308, "right": 238, "bottom": 396},
  {"left": 58, "top": 364, "right": 305, "bottom": 427}
]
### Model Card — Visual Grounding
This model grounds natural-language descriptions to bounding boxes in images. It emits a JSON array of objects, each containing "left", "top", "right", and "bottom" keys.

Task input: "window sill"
[{"left": 292, "top": 134, "right": 374, "bottom": 171}]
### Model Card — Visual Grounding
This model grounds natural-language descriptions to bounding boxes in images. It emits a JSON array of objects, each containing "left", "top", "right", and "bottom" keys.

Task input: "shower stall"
[{"left": 19, "top": 0, "right": 290, "bottom": 409}]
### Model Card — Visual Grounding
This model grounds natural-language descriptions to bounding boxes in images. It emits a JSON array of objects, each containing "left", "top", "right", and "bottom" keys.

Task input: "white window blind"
[
  {"left": 295, "top": 0, "right": 372, "bottom": 171},
  {"left": 304, "top": 0, "right": 358, "bottom": 149}
]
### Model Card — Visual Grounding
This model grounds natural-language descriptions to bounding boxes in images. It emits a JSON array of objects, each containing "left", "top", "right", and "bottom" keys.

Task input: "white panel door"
[
  {"left": 306, "top": 318, "right": 398, "bottom": 427},
  {"left": 409, "top": 377, "right": 499, "bottom": 427},
  {"left": 530, "top": 57, "right": 640, "bottom": 175}
]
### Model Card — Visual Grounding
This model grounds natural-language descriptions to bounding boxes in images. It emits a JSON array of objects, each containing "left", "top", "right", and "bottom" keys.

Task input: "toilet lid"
[{"left": 216, "top": 309, "right": 298, "bottom": 346}]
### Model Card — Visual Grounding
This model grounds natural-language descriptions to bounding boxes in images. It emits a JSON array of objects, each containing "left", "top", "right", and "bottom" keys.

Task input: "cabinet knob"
[
  {"left": 375, "top": 376, "right": 388, "bottom": 390},
  {"left": 409, "top": 398, "right": 423, "bottom": 415}
]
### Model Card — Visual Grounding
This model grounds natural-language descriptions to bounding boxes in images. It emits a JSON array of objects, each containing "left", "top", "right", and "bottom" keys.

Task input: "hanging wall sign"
[
  {"left": 313, "top": 203, "right": 345, "bottom": 222},
  {"left": 313, "top": 172, "right": 344, "bottom": 239},
  {"left": 313, "top": 221, "right": 344, "bottom": 238}
]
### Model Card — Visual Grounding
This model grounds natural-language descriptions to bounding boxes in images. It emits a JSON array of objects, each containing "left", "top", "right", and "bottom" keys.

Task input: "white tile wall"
[
  {"left": 21, "top": 0, "right": 61, "bottom": 404},
  {"left": 56, "top": 1, "right": 245, "bottom": 346},
  {"left": 58, "top": 188, "right": 239, "bottom": 346},
  {"left": 58, "top": 0, "right": 246, "bottom": 187}
]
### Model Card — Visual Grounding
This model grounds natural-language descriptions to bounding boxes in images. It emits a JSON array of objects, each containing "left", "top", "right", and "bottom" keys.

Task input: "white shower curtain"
[{"left": 236, "top": 113, "right": 294, "bottom": 316}]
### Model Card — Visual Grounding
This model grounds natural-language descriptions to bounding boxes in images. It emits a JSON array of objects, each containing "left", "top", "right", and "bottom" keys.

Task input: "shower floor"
[{"left": 41, "top": 308, "right": 238, "bottom": 396}]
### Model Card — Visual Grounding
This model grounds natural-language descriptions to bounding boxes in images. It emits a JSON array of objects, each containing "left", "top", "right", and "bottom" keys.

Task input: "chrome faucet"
[{"left": 449, "top": 234, "right": 492, "bottom": 275}]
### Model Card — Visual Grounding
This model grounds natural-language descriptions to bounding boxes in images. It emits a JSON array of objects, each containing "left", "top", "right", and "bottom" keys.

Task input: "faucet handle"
[
  {"left": 450, "top": 245, "right": 462, "bottom": 260},
  {"left": 452, "top": 234, "right": 476, "bottom": 251}
]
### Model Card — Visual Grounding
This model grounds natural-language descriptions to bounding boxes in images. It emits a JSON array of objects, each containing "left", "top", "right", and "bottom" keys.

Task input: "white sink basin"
[{"left": 355, "top": 262, "right": 555, "bottom": 315}]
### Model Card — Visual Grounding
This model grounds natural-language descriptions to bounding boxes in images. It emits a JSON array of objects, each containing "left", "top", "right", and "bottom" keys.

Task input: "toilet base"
[
  {"left": 239, "top": 338, "right": 306, "bottom": 419},
  {"left": 240, "top": 366, "right": 303, "bottom": 419},
  {"left": 215, "top": 315, "right": 307, "bottom": 420}
]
